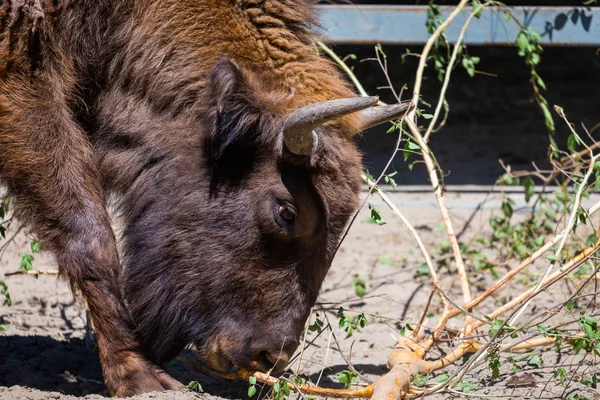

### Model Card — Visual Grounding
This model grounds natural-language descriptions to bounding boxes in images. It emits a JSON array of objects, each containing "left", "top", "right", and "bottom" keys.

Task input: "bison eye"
[{"left": 276, "top": 201, "right": 297, "bottom": 227}]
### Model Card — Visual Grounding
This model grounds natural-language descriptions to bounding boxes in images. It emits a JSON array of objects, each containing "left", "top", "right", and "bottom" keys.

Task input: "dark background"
[
  {"left": 315, "top": 1, "right": 600, "bottom": 185},
  {"left": 334, "top": 45, "right": 600, "bottom": 186}
]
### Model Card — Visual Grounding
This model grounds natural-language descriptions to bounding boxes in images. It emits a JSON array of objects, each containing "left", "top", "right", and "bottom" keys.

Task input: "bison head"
[{"left": 121, "top": 58, "right": 408, "bottom": 374}]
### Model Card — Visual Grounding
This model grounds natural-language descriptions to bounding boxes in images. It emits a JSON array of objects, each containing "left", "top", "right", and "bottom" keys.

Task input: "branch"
[
  {"left": 402, "top": 0, "right": 474, "bottom": 337},
  {"left": 179, "top": 357, "right": 374, "bottom": 399},
  {"left": 5, "top": 269, "right": 59, "bottom": 276},
  {"left": 317, "top": 41, "right": 371, "bottom": 99},
  {"left": 423, "top": 2, "right": 487, "bottom": 142},
  {"left": 472, "top": 238, "right": 600, "bottom": 331}
]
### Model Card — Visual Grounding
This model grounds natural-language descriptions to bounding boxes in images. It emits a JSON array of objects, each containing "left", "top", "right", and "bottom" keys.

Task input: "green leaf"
[
  {"left": 523, "top": 177, "right": 535, "bottom": 203},
  {"left": 356, "top": 312, "right": 368, "bottom": 329},
  {"left": 249, "top": 376, "right": 257, "bottom": 385},
  {"left": 554, "top": 367, "right": 567, "bottom": 384},
  {"left": 457, "top": 381, "right": 478, "bottom": 393},
  {"left": 350, "top": 274, "right": 368, "bottom": 298},
  {"left": 462, "top": 57, "right": 475, "bottom": 77},
  {"left": 528, "top": 354, "right": 543, "bottom": 367},
  {"left": 384, "top": 173, "right": 398, "bottom": 189},
  {"left": 248, "top": 385, "right": 257, "bottom": 398},
  {"left": 186, "top": 381, "right": 204, "bottom": 393},
  {"left": 471, "top": 0, "right": 482, "bottom": 18},
  {"left": 379, "top": 256, "right": 395, "bottom": 266},
  {"left": 19, "top": 253, "right": 34, "bottom": 272},
  {"left": 337, "top": 370, "right": 357, "bottom": 389},
  {"left": 568, "top": 134, "right": 578, "bottom": 152},
  {"left": 308, "top": 313, "right": 325, "bottom": 333},
  {"left": 536, "top": 74, "right": 546, "bottom": 90},
  {"left": 412, "top": 374, "right": 428, "bottom": 387},
  {"left": 407, "top": 141, "right": 421, "bottom": 150},
  {"left": 540, "top": 101, "right": 555, "bottom": 133},
  {"left": 399, "top": 323, "right": 413, "bottom": 337},
  {"left": 368, "top": 204, "right": 386, "bottom": 226},
  {"left": 584, "top": 323, "right": 594, "bottom": 339},
  {"left": 31, "top": 240, "right": 41, "bottom": 253},
  {"left": 501, "top": 199, "right": 513, "bottom": 219},
  {"left": 516, "top": 32, "right": 529, "bottom": 52},
  {"left": 0, "top": 281, "right": 11, "bottom": 307}
]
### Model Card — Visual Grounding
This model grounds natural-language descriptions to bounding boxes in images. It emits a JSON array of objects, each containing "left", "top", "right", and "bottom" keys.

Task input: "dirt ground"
[
  {"left": 1, "top": 18, "right": 600, "bottom": 400},
  {"left": 3, "top": 189, "right": 600, "bottom": 400}
]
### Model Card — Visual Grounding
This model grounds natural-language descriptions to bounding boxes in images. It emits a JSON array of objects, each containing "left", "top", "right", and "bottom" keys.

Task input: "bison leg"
[{"left": 0, "top": 81, "right": 183, "bottom": 396}]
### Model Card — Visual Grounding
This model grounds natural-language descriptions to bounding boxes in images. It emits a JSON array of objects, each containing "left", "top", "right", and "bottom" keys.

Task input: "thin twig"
[
  {"left": 361, "top": 174, "right": 446, "bottom": 315},
  {"left": 5, "top": 269, "right": 59, "bottom": 276},
  {"left": 316, "top": 41, "right": 370, "bottom": 99}
]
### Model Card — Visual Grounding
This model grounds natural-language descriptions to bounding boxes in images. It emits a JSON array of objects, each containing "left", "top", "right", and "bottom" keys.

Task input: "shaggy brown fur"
[{"left": 0, "top": 0, "right": 363, "bottom": 396}]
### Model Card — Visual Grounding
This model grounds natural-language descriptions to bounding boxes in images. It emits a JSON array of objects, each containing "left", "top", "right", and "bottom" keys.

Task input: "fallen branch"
[{"left": 178, "top": 357, "right": 375, "bottom": 399}]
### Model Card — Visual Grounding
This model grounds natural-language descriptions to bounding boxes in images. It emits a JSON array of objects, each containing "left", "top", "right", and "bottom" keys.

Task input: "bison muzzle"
[{"left": 0, "top": 0, "right": 408, "bottom": 396}]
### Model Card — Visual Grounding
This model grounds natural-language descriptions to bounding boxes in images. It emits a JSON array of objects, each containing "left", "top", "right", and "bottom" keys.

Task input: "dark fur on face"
[
  {"left": 118, "top": 57, "right": 362, "bottom": 370},
  {"left": 0, "top": 0, "right": 363, "bottom": 394}
]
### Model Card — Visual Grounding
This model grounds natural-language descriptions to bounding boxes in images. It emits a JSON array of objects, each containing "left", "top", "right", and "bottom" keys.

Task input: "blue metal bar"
[{"left": 316, "top": 5, "right": 600, "bottom": 46}]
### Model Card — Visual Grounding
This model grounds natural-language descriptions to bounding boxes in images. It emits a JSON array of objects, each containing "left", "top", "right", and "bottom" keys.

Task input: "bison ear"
[{"left": 204, "top": 57, "right": 261, "bottom": 163}]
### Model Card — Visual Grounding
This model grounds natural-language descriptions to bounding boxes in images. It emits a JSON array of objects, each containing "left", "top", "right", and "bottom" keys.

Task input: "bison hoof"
[{"left": 106, "top": 354, "right": 184, "bottom": 397}]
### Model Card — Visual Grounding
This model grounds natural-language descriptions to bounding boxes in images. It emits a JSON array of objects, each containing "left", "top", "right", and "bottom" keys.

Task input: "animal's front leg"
[{"left": 0, "top": 80, "right": 183, "bottom": 397}]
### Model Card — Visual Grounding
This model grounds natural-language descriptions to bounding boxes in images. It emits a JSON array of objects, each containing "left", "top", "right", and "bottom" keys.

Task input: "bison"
[{"left": 0, "top": 0, "right": 407, "bottom": 396}]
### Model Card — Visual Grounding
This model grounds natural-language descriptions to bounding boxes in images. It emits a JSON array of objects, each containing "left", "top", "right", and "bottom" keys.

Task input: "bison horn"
[
  {"left": 283, "top": 96, "right": 379, "bottom": 156},
  {"left": 356, "top": 102, "right": 412, "bottom": 132}
]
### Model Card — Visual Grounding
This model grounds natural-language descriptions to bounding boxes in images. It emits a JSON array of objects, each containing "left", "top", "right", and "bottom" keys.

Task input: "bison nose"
[
  {"left": 250, "top": 338, "right": 299, "bottom": 373},
  {"left": 264, "top": 349, "right": 291, "bottom": 371}
]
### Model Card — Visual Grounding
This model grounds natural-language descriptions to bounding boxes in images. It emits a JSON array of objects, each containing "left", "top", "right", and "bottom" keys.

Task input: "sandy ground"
[{"left": 2, "top": 188, "right": 600, "bottom": 400}]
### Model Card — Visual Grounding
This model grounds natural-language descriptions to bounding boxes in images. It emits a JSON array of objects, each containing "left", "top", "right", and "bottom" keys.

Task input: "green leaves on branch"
[
  {"left": 337, "top": 307, "right": 368, "bottom": 338},
  {"left": 426, "top": 3, "right": 449, "bottom": 82},
  {"left": 308, "top": 313, "right": 325, "bottom": 334},
  {"left": 515, "top": 28, "right": 555, "bottom": 133},
  {"left": 272, "top": 378, "right": 291, "bottom": 400},
  {"left": 368, "top": 204, "right": 386, "bottom": 226},
  {"left": 248, "top": 376, "right": 258, "bottom": 398},
  {"left": 18, "top": 240, "right": 41, "bottom": 277},
  {"left": 461, "top": 55, "right": 480, "bottom": 78}
]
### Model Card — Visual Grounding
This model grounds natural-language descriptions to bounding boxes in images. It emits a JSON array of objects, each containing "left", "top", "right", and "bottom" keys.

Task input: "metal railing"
[{"left": 317, "top": 5, "right": 600, "bottom": 46}]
